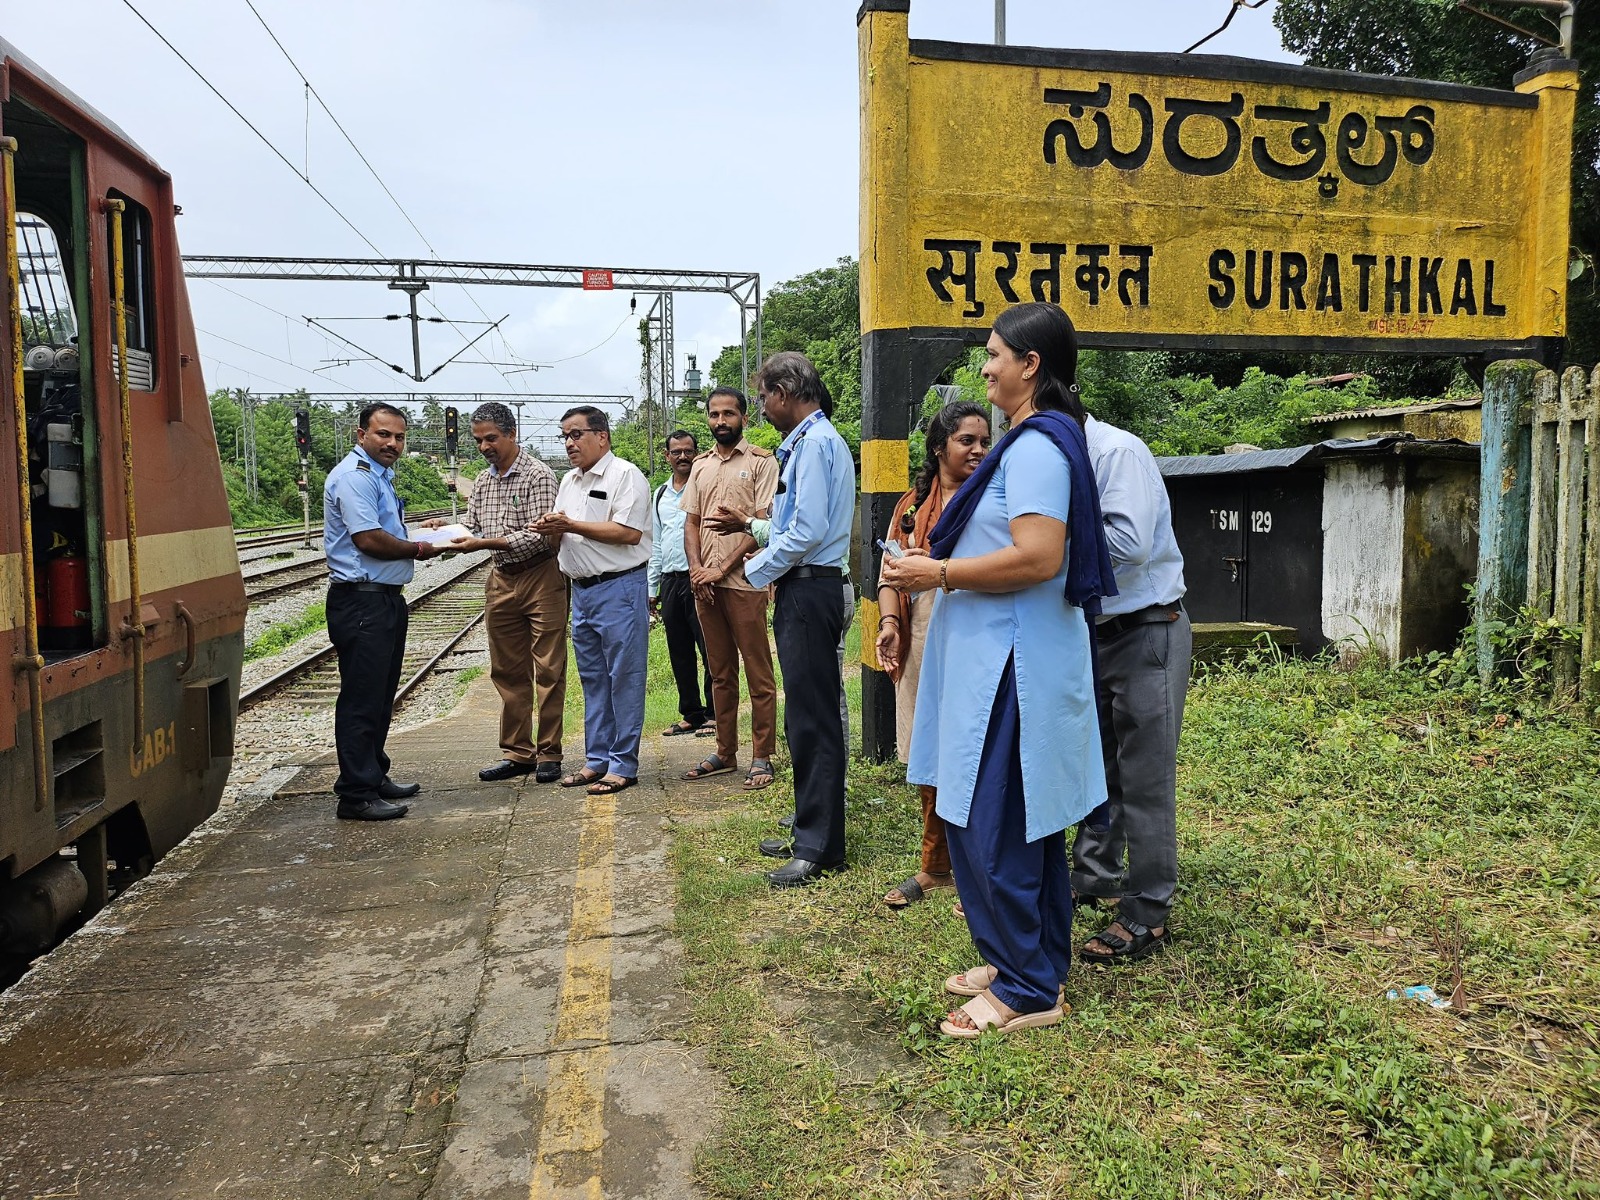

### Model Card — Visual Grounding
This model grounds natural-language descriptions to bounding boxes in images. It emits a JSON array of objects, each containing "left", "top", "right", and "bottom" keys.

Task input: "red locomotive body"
[{"left": 0, "top": 40, "right": 245, "bottom": 951}]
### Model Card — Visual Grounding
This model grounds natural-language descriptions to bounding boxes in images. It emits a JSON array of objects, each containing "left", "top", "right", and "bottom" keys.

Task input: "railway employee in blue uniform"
[
  {"left": 323, "top": 403, "right": 441, "bottom": 821},
  {"left": 742, "top": 352, "right": 856, "bottom": 888}
]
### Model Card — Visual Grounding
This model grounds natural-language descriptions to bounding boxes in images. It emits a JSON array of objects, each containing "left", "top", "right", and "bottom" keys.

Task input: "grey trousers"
[{"left": 1071, "top": 609, "right": 1192, "bottom": 929}]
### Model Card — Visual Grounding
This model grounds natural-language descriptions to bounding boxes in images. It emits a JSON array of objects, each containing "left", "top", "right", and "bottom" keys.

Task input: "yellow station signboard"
[{"left": 859, "top": 1, "right": 1578, "bottom": 355}]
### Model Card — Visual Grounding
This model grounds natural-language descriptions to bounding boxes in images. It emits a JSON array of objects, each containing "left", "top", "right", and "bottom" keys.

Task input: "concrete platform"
[{"left": 0, "top": 680, "right": 739, "bottom": 1199}]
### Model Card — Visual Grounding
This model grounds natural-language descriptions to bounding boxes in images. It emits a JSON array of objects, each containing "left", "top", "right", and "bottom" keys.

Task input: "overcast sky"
[{"left": 7, "top": 0, "right": 1294, "bottom": 441}]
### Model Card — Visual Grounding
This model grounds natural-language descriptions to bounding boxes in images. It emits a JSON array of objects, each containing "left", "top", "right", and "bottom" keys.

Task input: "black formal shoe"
[
  {"left": 479, "top": 760, "right": 538, "bottom": 782},
  {"left": 759, "top": 837, "right": 793, "bottom": 859},
  {"left": 778, "top": 812, "right": 795, "bottom": 830},
  {"left": 766, "top": 858, "right": 842, "bottom": 888},
  {"left": 336, "top": 797, "right": 409, "bottom": 821},
  {"left": 378, "top": 779, "right": 421, "bottom": 800},
  {"left": 534, "top": 762, "right": 563, "bottom": 784}
]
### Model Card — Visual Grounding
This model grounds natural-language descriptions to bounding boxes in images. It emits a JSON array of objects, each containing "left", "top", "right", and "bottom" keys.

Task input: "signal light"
[
  {"left": 294, "top": 409, "right": 311, "bottom": 453},
  {"left": 444, "top": 406, "right": 459, "bottom": 455}
]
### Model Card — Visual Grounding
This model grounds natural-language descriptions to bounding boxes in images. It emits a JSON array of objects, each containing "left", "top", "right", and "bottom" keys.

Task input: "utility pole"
[
  {"left": 995, "top": 0, "right": 1005, "bottom": 45},
  {"left": 239, "top": 388, "right": 259, "bottom": 503}
]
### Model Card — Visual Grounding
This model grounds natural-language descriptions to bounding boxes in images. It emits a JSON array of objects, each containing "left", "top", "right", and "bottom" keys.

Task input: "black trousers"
[
  {"left": 327, "top": 587, "right": 408, "bottom": 802},
  {"left": 773, "top": 574, "right": 848, "bottom": 864},
  {"left": 659, "top": 571, "right": 713, "bottom": 725}
]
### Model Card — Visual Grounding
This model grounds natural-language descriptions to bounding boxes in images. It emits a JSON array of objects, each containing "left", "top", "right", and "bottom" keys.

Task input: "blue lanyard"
[{"left": 777, "top": 410, "right": 825, "bottom": 474}]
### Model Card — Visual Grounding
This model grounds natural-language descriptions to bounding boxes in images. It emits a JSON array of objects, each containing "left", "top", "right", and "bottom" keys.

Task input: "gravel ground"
[{"left": 225, "top": 552, "right": 492, "bottom": 807}]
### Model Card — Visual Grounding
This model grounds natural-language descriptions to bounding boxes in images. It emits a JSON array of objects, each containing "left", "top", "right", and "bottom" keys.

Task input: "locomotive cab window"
[{"left": 106, "top": 193, "right": 156, "bottom": 391}]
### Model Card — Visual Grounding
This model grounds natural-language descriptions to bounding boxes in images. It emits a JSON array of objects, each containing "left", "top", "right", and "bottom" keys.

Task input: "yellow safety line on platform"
[{"left": 529, "top": 787, "right": 617, "bottom": 1200}]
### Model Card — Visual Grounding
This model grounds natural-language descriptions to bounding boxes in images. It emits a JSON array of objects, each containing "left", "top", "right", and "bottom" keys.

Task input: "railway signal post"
[
  {"left": 444, "top": 405, "right": 460, "bottom": 520},
  {"left": 294, "top": 408, "right": 313, "bottom": 548}
]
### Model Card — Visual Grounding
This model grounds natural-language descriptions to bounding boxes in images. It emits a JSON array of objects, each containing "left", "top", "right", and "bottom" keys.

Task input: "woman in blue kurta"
[{"left": 882, "top": 303, "right": 1115, "bottom": 1038}]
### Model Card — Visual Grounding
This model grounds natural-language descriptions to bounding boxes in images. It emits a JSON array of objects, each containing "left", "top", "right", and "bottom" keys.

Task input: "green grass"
[
  {"left": 664, "top": 648, "right": 1600, "bottom": 1200},
  {"left": 243, "top": 601, "right": 326, "bottom": 662}
]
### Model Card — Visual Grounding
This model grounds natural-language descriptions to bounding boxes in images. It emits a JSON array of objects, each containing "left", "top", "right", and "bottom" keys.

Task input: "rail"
[{"left": 239, "top": 556, "right": 489, "bottom": 711}]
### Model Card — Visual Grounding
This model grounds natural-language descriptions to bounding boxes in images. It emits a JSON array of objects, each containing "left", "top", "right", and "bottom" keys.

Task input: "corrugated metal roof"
[
  {"left": 1304, "top": 397, "right": 1483, "bottom": 425},
  {"left": 1156, "top": 436, "right": 1473, "bottom": 477}
]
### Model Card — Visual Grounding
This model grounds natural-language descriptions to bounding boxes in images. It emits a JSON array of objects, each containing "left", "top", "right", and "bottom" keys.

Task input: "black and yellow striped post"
[{"left": 857, "top": 1, "right": 973, "bottom": 761}]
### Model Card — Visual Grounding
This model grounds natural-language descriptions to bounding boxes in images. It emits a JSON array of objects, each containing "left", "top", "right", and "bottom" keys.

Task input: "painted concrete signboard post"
[{"left": 855, "top": 0, "right": 1579, "bottom": 759}]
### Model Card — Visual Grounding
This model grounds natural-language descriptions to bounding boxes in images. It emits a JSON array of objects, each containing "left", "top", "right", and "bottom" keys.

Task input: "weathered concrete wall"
[
  {"left": 1322, "top": 458, "right": 1406, "bottom": 662},
  {"left": 1320, "top": 409, "right": 1483, "bottom": 443},
  {"left": 1401, "top": 458, "right": 1481, "bottom": 658}
]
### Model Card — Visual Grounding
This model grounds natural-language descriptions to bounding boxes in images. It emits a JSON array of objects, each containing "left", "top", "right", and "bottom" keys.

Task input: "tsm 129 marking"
[{"left": 1209, "top": 510, "right": 1274, "bottom": 532}]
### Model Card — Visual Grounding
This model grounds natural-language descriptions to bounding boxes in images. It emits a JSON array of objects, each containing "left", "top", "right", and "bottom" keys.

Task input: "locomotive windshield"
[{"left": 16, "top": 213, "right": 77, "bottom": 350}]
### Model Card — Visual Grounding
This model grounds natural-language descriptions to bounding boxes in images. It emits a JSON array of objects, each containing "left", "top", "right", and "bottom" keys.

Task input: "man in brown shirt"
[
  {"left": 679, "top": 386, "right": 780, "bottom": 790},
  {"left": 437, "top": 401, "right": 567, "bottom": 783}
]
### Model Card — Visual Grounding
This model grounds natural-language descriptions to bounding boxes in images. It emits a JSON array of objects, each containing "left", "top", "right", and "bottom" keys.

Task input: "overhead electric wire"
[
  {"left": 120, "top": 0, "right": 530, "bottom": 395},
  {"left": 194, "top": 277, "right": 400, "bottom": 388},
  {"left": 196, "top": 324, "right": 362, "bottom": 391},
  {"left": 238, "top": 0, "right": 538, "bottom": 393},
  {"left": 118, "top": 0, "right": 384, "bottom": 256}
]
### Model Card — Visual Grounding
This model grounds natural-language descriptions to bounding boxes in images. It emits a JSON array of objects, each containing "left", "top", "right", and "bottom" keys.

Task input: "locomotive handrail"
[
  {"left": 2, "top": 137, "right": 49, "bottom": 814},
  {"left": 174, "top": 601, "right": 196, "bottom": 679},
  {"left": 105, "top": 197, "right": 146, "bottom": 752}
]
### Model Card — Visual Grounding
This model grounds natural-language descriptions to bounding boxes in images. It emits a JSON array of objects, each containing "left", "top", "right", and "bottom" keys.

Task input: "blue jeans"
[{"left": 570, "top": 567, "right": 649, "bottom": 778}]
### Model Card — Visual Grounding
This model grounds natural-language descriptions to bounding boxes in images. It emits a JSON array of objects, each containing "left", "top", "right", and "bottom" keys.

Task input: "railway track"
[
  {"left": 242, "top": 556, "right": 331, "bottom": 602},
  {"left": 235, "top": 508, "right": 453, "bottom": 554},
  {"left": 239, "top": 555, "right": 490, "bottom": 714}
]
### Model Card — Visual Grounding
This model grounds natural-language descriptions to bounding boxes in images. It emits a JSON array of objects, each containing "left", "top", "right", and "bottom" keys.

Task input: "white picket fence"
[{"left": 1524, "top": 364, "right": 1600, "bottom": 698}]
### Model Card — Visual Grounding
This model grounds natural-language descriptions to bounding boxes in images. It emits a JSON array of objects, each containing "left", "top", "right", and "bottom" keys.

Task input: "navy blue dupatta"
[{"left": 926, "top": 409, "right": 1117, "bottom": 615}]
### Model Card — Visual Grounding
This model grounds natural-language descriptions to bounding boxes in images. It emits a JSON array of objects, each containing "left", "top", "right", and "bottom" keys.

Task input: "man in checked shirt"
[{"left": 428, "top": 401, "right": 568, "bottom": 783}]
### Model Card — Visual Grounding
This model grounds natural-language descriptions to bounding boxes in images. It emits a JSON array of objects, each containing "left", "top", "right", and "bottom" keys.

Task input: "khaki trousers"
[
  {"left": 695, "top": 586, "right": 776, "bottom": 764},
  {"left": 484, "top": 559, "right": 568, "bottom": 764}
]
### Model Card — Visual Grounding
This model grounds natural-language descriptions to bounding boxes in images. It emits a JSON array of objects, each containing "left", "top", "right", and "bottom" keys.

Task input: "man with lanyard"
[
  {"left": 1071, "top": 413, "right": 1191, "bottom": 963},
  {"left": 426, "top": 401, "right": 567, "bottom": 784},
  {"left": 647, "top": 429, "right": 714, "bottom": 738},
  {"left": 737, "top": 352, "right": 854, "bottom": 887},
  {"left": 533, "top": 406, "right": 652, "bottom": 796},
  {"left": 323, "top": 402, "right": 441, "bottom": 821}
]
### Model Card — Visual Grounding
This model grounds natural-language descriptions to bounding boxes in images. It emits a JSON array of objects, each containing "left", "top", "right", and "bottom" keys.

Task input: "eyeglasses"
[
  {"left": 560, "top": 428, "right": 598, "bottom": 442},
  {"left": 666, "top": 448, "right": 696, "bottom": 457}
]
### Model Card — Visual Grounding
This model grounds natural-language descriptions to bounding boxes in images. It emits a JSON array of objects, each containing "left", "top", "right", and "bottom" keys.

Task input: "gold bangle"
[{"left": 940, "top": 559, "right": 952, "bottom": 593}]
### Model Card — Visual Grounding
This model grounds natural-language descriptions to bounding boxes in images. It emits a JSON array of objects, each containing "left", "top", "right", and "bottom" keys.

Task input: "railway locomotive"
[{"left": 0, "top": 41, "right": 244, "bottom": 955}]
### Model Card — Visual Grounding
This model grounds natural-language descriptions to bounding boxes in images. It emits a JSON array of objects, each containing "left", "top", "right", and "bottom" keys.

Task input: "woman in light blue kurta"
[{"left": 883, "top": 303, "right": 1115, "bottom": 1038}]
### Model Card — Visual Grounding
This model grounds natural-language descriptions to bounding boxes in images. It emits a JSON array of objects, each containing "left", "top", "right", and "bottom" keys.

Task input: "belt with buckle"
[
  {"left": 572, "top": 563, "right": 646, "bottom": 589},
  {"left": 330, "top": 581, "right": 405, "bottom": 594},
  {"left": 1096, "top": 600, "right": 1184, "bottom": 640},
  {"left": 494, "top": 550, "right": 555, "bottom": 577},
  {"left": 781, "top": 565, "right": 843, "bottom": 582}
]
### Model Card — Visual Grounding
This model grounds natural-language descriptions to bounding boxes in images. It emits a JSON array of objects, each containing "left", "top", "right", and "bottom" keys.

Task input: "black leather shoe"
[
  {"left": 534, "top": 762, "right": 563, "bottom": 784},
  {"left": 778, "top": 812, "right": 795, "bottom": 830},
  {"left": 766, "top": 858, "right": 842, "bottom": 888},
  {"left": 759, "top": 837, "right": 792, "bottom": 859},
  {"left": 378, "top": 779, "right": 421, "bottom": 800},
  {"left": 336, "top": 797, "right": 409, "bottom": 821},
  {"left": 479, "top": 760, "right": 538, "bottom": 782}
]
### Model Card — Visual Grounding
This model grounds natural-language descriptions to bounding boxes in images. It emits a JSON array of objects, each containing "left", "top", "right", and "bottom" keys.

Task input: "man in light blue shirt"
[
  {"left": 741, "top": 352, "right": 855, "bottom": 887},
  {"left": 647, "top": 430, "right": 713, "bottom": 735},
  {"left": 1073, "top": 414, "right": 1191, "bottom": 963},
  {"left": 322, "top": 403, "right": 441, "bottom": 822}
]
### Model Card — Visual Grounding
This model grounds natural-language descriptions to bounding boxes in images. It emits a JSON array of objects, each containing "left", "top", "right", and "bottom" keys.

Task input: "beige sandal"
[
  {"left": 939, "top": 990, "right": 1066, "bottom": 1040},
  {"left": 945, "top": 963, "right": 999, "bottom": 997}
]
